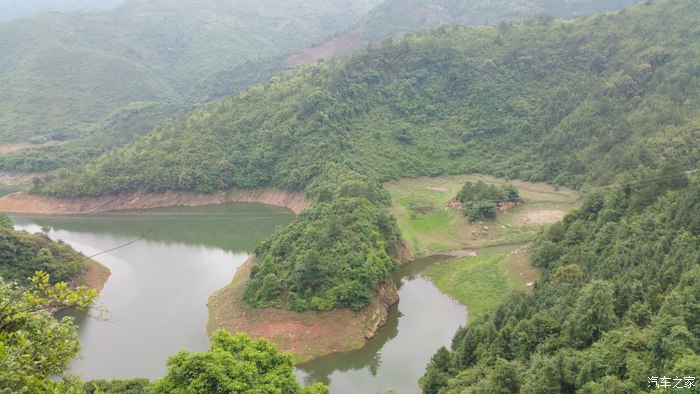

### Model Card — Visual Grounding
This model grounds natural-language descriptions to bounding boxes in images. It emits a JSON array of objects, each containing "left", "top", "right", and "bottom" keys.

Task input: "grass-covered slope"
[
  {"left": 421, "top": 168, "right": 700, "bottom": 393},
  {"left": 0, "top": 0, "right": 381, "bottom": 142}
]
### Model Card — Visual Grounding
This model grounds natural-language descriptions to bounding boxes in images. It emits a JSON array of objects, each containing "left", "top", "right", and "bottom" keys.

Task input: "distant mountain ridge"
[
  {"left": 0, "top": 0, "right": 122, "bottom": 21},
  {"left": 0, "top": 0, "right": 381, "bottom": 142},
  {"left": 360, "top": 0, "right": 643, "bottom": 40},
  {"left": 36, "top": 0, "right": 699, "bottom": 197},
  {"left": 285, "top": 0, "right": 643, "bottom": 65}
]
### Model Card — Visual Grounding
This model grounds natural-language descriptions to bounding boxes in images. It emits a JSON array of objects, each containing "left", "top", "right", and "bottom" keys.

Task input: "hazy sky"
[{"left": 0, "top": 0, "right": 122, "bottom": 21}]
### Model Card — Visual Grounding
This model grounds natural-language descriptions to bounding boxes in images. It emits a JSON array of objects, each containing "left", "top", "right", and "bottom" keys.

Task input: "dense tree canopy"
[
  {"left": 421, "top": 169, "right": 700, "bottom": 392},
  {"left": 29, "top": 0, "right": 700, "bottom": 315},
  {"left": 455, "top": 180, "right": 519, "bottom": 221},
  {"left": 0, "top": 272, "right": 97, "bottom": 393},
  {"left": 35, "top": 0, "right": 700, "bottom": 197},
  {"left": 245, "top": 192, "right": 399, "bottom": 311},
  {"left": 149, "top": 330, "right": 328, "bottom": 394},
  {"left": 0, "top": 213, "right": 85, "bottom": 284}
]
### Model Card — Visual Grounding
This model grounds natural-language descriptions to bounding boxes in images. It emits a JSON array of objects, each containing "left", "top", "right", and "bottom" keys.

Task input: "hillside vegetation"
[
  {"left": 359, "top": 0, "right": 642, "bottom": 40},
  {"left": 31, "top": 0, "right": 700, "bottom": 313},
  {"left": 421, "top": 167, "right": 700, "bottom": 392},
  {"left": 35, "top": 0, "right": 700, "bottom": 197},
  {"left": 0, "top": 0, "right": 381, "bottom": 143},
  {"left": 0, "top": 213, "right": 87, "bottom": 284},
  {"left": 0, "top": 0, "right": 644, "bottom": 174}
]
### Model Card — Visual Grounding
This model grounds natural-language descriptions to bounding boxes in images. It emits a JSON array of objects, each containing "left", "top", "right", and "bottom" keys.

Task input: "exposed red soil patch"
[
  {"left": 515, "top": 209, "right": 566, "bottom": 226},
  {"left": 76, "top": 260, "right": 111, "bottom": 293},
  {"left": 0, "top": 141, "right": 64, "bottom": 154},
  {"left": 207, "top": 258, "right": 399, "bottom": 363},
  {"left": 0, "top": 188, "right": 309, "bottom": 215},
  {"left": 284, "top": 27, "right": 370, "bottom": 66}
]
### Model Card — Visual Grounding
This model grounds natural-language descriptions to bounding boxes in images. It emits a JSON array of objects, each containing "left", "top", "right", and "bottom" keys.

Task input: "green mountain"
[
  {"left": 38, "top": 0, "right": 700, "bottom": 196},
  {"left": 0, "top": 102, "right": 188, "bottom": 172},
  {"left": 421, "top": 167, "right": 700, "bottom": 392},
  {"left": 0, "top": 0, "right": 644, "bottom": 174},
  {"left": 34, "top": 0, "right": 700, "bottom": 312},
  {"left": 0, "top": 0, "right": 381, "bottom": 142},
  {"left": 360, "top": 0, "right": 643, "bottom": 40}
]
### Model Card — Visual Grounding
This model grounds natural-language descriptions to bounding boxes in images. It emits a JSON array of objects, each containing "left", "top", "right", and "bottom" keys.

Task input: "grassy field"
[
  {"left": 423, "top": 246, "right": 537, "bottom": 317},
  {"left": 385, "top": 174, "right": 579, "bottom": 256},
  {"left": 386, "top": 174, "right": 579, "bottom": 315}
]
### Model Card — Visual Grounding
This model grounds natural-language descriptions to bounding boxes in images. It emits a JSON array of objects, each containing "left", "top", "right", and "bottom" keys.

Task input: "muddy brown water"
[{"left": 10, "top": 205, "right": 467, "bottom": 392}]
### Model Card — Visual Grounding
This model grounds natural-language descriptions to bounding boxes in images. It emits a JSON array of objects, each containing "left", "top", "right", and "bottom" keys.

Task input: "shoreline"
[
  {"left": 78, "top": 259, "right": 111, "bottom": 293},
  {"left": 207, "top": 257, "right": 399, "bottom": 364},
  {"left": 0, "top": 188, "right": 309, "bottom": 215},
  {"left": 4, "top": 186, "right": 414, "bottom": 363}
]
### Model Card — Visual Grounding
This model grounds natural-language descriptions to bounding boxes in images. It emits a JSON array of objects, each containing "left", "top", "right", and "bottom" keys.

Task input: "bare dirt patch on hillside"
[
  {"left": 0, "top": 141, "right": 63, "bottom": 153},
  {"left": 0, "top": 188, "right": 309, "bottom": 215},
  {"left": 77, "top": 260, "right": 111, "bottom": 293},
  {"left": 514, "top": 209, "right": 566, "bottom": 226},
  {"left": 284, "top": 27, "right": 370, "bottom": 66}
]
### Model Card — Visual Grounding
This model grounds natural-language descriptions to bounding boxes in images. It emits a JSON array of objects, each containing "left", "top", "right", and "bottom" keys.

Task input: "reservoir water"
[{"left": 10, "top": 205, "right": 467, "bottom": 392}]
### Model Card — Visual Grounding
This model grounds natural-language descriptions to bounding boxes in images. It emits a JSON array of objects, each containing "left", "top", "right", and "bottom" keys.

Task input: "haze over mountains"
[
  {"left": 359, "top": 0, "right": 641, "bottom": 40},
  {"left": 0, "top": 0, "right": 643, "bottom": 175},
  {"left": 0, "top": 0, "right": 122, "bottom": 21},
  {"left": 1, "top": 0, "right": 699, "bottom": 392},
  {"left": 34, "top": 0, "right": 698, "bottom": 198},
  {"left": 0, "top": 0, "right": 382, "bottom": 141}
]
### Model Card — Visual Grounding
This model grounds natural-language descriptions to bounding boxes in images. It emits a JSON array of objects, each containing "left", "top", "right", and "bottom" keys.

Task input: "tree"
[
  {"left": 566, "top": 280, "right": 618, "bottom": 347},
  {"left": 148, "top": 329, "right": 328, "bottom": 394},
  {"left": 0, "top": 271, "right": 98, "bottom": 393}
]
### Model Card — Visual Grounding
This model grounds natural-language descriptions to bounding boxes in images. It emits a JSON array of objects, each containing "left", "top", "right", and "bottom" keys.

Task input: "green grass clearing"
[
  {"left": 423, "top": 246, "right": 538, "bottom": 317},
  {"left": 385, "top": 174, "right": 579, "bottom": 256}
]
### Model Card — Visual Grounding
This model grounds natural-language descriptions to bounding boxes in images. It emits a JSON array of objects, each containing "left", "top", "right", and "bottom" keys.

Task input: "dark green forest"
[
  {"left": 30, "top": 0, "right": 700, "bottom": 314},
  {"left": 35, "top": 0, "right": 699, "bottom": 197},
  {"left": 0, "top": 213, "right": 85, "bottom": 284},
  {"left": 421, "top": 167, "right": 700, "bottom": 392},
  {"left": 456, "top": 180, "right": 519, "bottom": 221},
  {"left": 1, "top": 0, "right": 699, "bottom": 391},
  {"left": 245, "top": 175, "right": 399, "bottom": 311}
]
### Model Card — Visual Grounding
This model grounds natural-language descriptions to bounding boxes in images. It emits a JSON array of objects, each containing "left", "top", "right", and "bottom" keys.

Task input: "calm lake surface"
[{"left": 10, "top": 205, "right": 467, "bottom": 391}]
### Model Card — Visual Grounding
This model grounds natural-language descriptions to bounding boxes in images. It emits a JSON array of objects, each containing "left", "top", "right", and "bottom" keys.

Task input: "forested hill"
[
  {"left": 359, "top": 0, "right": 642, "bottom": 41},
  {"left": 0, "top": 213, "right": 87, "bottom": 284},
  {"left": 30, "top": 0, "right": 700, "bottom": 314},
  {"left": 36, "top": 0, "right": 700, "bottom": 197},
  {"left": 421, "top": 168, "right": 700, "bottom": 392},
  {"left": 0, "top": 0, "right": 380, "bottom": 142}
]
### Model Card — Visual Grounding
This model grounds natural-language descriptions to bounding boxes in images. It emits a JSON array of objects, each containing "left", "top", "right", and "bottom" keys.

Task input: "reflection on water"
[
  {"left": 10, "top": 206, "right": 469, "bottom": 391},
  {"left": 295, "top": 255, "right": 468, "bottom": 394},
  {"left": 10, "top": 204, "right": 294, "bottom": 380}
]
